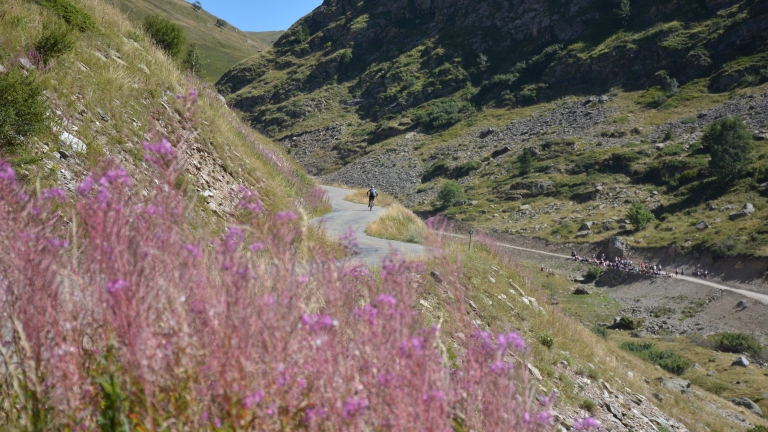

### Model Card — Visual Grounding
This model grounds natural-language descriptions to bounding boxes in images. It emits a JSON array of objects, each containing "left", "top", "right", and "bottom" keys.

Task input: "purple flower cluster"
[{"left": 574, "top": 417, "right": 601, "bottom": 430}]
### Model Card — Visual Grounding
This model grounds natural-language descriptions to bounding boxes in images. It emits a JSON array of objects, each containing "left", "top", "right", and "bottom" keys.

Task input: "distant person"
[{"left": 367, "top": 186, "right": 378, "bottom": 209}]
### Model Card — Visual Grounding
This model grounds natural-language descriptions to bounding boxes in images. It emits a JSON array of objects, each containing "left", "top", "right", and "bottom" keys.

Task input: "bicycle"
[{"left": 368, "top": 198, "right": 374, "bottom": 211}]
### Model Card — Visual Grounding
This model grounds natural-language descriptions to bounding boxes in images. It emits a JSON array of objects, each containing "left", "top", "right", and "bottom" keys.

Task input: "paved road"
[
  {"left": 442, "top": 232, "right": 768, "bottom": 305},
  {"left": 311, "top": 186, "right": 426, "bottom": 266}
]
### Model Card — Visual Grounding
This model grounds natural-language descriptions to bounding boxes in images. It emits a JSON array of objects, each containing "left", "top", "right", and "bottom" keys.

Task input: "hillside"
[
  {"left": 245, "top": 30, "right": 286, "bottom": 47},
  {"left": 114, "top": 0, "right": 274, "bottom": 81},
  {"left": 217, "top": 0, "right": 768, "bottom": 257}
]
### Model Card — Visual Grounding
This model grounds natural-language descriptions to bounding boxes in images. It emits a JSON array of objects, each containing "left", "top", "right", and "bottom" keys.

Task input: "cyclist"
[{"left": 367, "top": 185, "right": 378, "bottom": 210}]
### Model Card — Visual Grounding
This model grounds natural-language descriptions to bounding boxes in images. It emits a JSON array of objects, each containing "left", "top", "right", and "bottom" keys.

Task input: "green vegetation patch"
[
  {"left": 35, "top": 0, "right": 96, "bottom": 32},
  {"left": 707, "top": 332, "right": 766, "bottom": 357},
  {"left": 413, "top": 97, "right": 474, "bottom": 130},
  {"left": 143, "top": 15, "right": 186, "bottom": 59},
  {"left": 0, "top": 69, "right": 48, "bottom": 149},
  {"left": 620, "top": 341, "right": 691, "bottom": 374}
]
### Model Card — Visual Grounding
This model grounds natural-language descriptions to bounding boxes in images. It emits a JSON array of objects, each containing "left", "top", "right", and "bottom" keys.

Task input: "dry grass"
[
  {"left": 365, "top": 203, "right": 427, "bottom": 244},
  {"left": 344, "top": 187, "right": 397, "bottom": 207}
]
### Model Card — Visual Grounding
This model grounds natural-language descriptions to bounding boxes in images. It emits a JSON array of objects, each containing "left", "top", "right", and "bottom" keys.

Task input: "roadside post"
[{"left": 468, "top": 230, "right": 474, "bottom": 250}]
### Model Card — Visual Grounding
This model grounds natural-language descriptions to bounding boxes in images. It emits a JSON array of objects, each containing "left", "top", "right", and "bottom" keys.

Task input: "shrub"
[
  {"left": 747, "top": 427, "right": 768, "bottom": 432},
  {"left": 614, "top": 0, "right": 630, "bottom": 25},
  {"left": 517, "top": 150, "right": 533, "bottom": 176},
  {"left": 661, "top": 75, "right": 679, "bottom": 96},
  {"left": 0, "top": 69, "right": 48, "bottom": 148},
  {"left": 182, "top": 43, "right": 204, "bottom": 78},
  {"left": 702, "top": 117, "right": 754, "bottom": 183},
  {"left": 414, "top": 98, "right": 473, "bottom": 130},
  {"left": 586, "top": 267, "right": 601, "bottom": 280},
  {"left": 437, "top": 180, "right": 463, "bottom": 207},
  {"left": 297, "top": 24, "right": 310, "bottom": 43},
  {"left": 537, "top": 334, "right": 554, "bottom": 349},
  {"left": 35, "top": 0, "right": 96, "bottom": 32},
  {"left": 611, "top": 316, "right": 644, "bottom": 330},
  {"left": 143, "top": 15, "right": 186, "bottom": 59},
  {"left": 626, "top": 202, "right": 655, "bottom": 231},
  {"left": 590, "top": 325, "right": 608, "bottom": 339},
  {"left": 191, "top": 1, "right": 202, "bottom": 11},
  {"left": 620, "top": 342, "right": 691, "bottom": 374},
  {"left": 34, "top": 22, "right": 76, "bottom": 65},
  {"left": 708, "top": 332, "right": 766, "bottom": 357},
  {"left": 579, "top": 399, "right": 597, "bottom": 413},
  {"left": 215, "top": 18, "right": 228, "bottom": 29}
]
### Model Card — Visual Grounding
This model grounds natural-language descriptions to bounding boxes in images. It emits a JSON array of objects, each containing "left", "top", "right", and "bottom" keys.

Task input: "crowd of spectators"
[{"left": 569, "top": 252, "right": 710, "bottom": 279}]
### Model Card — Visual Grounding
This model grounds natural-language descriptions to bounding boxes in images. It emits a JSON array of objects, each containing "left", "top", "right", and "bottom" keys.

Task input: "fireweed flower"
[
  {"left": 574, "top": 417, "right": 601, "bottom": 430},
  {"left": 342, "top": 397, "right": 369, "bottom": 419},
  {"left": 376, "top": 294, "right": 396, "bottom": 306},
  {"left": 249, "top": 242, "right": 264, "bottom": 252},
  {"left": 76, "top": 176, "right": 94, "bottom": 195},
  {"left": 106, "top": 279, "right": 128, "bottom": 294},
  {"left": 41, "top": 188, "right": 66, "bottom": 202},
  {"left": 243, "top": 390, "right": 264, "bottom": 409},
  {"left": 0, "top": 162, "right": 15, "bottom": 181},
  {"left": 276, "top": 211, "right": 297, "bottom": 222},
  {"left": 183, "top": 244, "right": 201, "bottom": 258},
  {"left": 47, "top": 237, "right": 70, "bottom": 249}
]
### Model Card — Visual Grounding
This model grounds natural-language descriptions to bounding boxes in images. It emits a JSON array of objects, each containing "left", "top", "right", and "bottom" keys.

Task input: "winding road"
[
  {"left": 311, "top": 186, "right": 426, "bottom": 266},
  {"left": 314, "top": 185, "right": 768, "bottom": 304}
]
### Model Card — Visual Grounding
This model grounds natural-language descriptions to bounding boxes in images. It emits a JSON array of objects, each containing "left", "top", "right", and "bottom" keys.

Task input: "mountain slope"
[
  {"left": 217, "top": 0, "right": 768, "bottom": 257},
  {"left": 114, "top": 0, "right": 273, "bottom": 81}
]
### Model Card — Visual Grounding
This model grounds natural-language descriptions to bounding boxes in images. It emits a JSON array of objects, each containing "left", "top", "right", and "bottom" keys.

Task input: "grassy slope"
[
  {"left": 114, "top": 0, "right": 272, "bottom": 81},
  {"left": 0, "top": 0, "right": 326, "bottom": 227},
  {"left": 245, "top": 30, "right": 285, "bottom": 47}
]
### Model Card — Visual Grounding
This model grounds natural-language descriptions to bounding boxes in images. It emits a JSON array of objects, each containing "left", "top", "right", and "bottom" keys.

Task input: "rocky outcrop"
[
  {"left": 730, "top": 397, "right": 763, "bottom": 417},
  {"left": 608, "top": 236, "right": 627, "bottom": 260}
]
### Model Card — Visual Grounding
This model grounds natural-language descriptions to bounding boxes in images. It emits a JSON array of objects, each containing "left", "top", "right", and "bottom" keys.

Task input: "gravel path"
[
  {"left": 312, "top": 186, "right": 426, "bottom": 266},
  {"left": 443, "top": 233, "right": 768, "bottom": 305}
]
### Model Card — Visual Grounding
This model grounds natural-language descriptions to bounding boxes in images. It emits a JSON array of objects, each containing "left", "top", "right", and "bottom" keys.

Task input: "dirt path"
[
  {"left": 312, "top": 186, "right": 426, "bottom": 266},
  {"left": 443, "top": 232, "right": 768, "bottom": 305}
]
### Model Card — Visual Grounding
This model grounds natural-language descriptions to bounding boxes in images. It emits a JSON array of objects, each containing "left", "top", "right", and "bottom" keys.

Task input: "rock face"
[
  {"left": 607, "top": 236, "right": 627, "bottom": 260},
  {"left": 730, "top": 397, "right": 763, "bottom": 417}
]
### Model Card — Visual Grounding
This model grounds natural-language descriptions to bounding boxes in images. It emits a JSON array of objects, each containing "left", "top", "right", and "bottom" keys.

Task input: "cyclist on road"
[{"left": 367, "top": 185, "right": 378, "bottom": 209}]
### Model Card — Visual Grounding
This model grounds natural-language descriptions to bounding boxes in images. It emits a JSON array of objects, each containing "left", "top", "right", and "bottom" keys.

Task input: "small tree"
[
  {"left": 661, "top": 75, "right": 679, "bottom": 96},
  {"left": 703, "top": 117, "right": 754, "bottom": 183},
  {"left": 518, "top": 149, "right": 532, "bottom": 176},
  {"left": 215, "top": 18, "right": 228, "bottom": 29},
  {"left": 191, "top": 1, "right": 202, "bottom": 11},
  {"left": 437, "top": 180, "right": 463, "bottom": 207},
  {"left": 143, "top": 15, "right": 186, "bottom": 59},
  {"left": 626, "top": 202, "right": 655, "bottom": 231},
  {"left": 182, "top": 43, "right": 204, "bottom": 78},
  {"left": 297, "top": 24, "right": 310, "bottom": 44},
  {"left": 615, "top": 0, "right": 631, "bottom": 25}
]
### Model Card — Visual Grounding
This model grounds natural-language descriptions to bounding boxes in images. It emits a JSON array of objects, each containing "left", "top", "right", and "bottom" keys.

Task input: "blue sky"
[{"left": 194, "top": 0, "right": 323, "bottom": 32}]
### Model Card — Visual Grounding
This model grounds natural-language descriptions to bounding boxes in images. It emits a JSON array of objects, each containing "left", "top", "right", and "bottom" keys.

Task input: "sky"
[{"left": 194, "top": 0, "right": 324, "bottom": 32}]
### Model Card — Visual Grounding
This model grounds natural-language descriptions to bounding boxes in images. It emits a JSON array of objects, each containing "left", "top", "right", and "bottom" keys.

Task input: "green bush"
[
  {"left": 414, "top": 98, "right": 473, "bottom": 130},
  {"left": 143, "top": 15, "right": 186, "bottom": 59},
  {"left": 586, "top": 267, "right": 601, "bottom": 279},
  {"left": 620, "top": 342, "right": 691, "bottom": 374},
  {"left": 626, "top": 202, "right": 655, "bottom": 231},
  {"left": 215, "top": 18, "right": 228, "bottom": 29},
  {"left": 702, "top": 117, "right": 754, "bottom": 183},
  {"left": 437, "top": 181, "right": 463, "bottom": 207},
  {"left": 537, "top": 334, "right": 554, "bottom": 349},
  {"left": 708, "top": 332, "right": 766, "bottom": 357},
  {"left": 590, "top": 325, "right": 608, "bottom": 339},
  {"left": 35, "top": 0, "right": 96, "bottom": 32},
  {"left": 34, "top": 22, "right": 76, "bottom": 64},
  {"left": 296, "top": 24, "right": 310, "bottom": 43},
  {"left": 0, "top": 69, "right": 48, "bottom": 148},
  {"left": 746, "top": 427, "right": 768, "bottom": 432}
]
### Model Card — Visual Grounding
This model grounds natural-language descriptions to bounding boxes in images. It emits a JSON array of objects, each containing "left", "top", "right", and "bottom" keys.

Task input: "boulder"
[
  {"left": 753, "top": 133, "right": 767, "bottom": 141},
  {"left": 518, "top": 204, "right": 531, "bottom": 211},
  {"left": 732, "top": 356, "right": 749, "bottom": 367},
  {"left": 607, "top": 236, "right": 627, "bottom": 260},
  {"left": 579, "top": 222, "right": 593, "bottom": 231},
  {"left": 730, "top": 397, "right": 763, "bottom": 417},
  {"left": 602, "top": 220, "right": 617, "bottom": 231},
  {"left": 491, "top": 146, "right": 511, "bottom": 158},
  {"left": 453, "top": 200, "right": 467, "bottom": 207},
  {"left": 430, "top": 270, "right": 443, "bottom": 284},
  {"left": 729, "top": 203, "right": 755, "bottom": 221},
  {"left": 527, "top": 146, "right": 541, "bottom": 157},
  {"left": 658, "top": 377, "right": 691, "bottom": 394},
  {"left": 655, "top": 143, "right": 666, "bottom": 150},
  {"left": 576, "top": 230, "right": 591, "bottom": 238},
  {"left": 478, "top": 127, "right": 498, "bottom": 138},
  {"left": 59, "top": 131, "right": 87, "bottom": 153},
  {"left": 573, "top": 287, "right": 590, "bottom": 295},
  {"left": 0, "top": 63, "right": 5, "bottom": 74},
  {"left": 695, "top": 221, "right": 709, "bottom": 230}
]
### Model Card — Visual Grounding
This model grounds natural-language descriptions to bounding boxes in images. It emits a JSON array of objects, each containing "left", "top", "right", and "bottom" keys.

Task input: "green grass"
[{"left": 620, "top": 341, "right": 691, "bottom": 375}]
